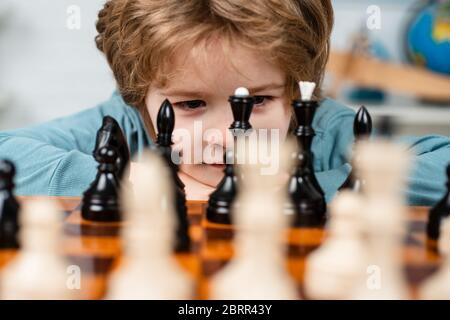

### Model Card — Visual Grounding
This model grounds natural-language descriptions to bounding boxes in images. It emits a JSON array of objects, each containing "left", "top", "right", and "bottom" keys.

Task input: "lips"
[{"left": 204, "top": 163, "right": 226, "bottom": 169}]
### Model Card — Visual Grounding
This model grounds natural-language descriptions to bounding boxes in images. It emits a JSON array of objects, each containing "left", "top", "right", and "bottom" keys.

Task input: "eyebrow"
[
  {"left": 161, "top": 82, "right": 285, "bottom": 97},
  {"left": 247, "top": 83, "right": 286, "bottom": 93}
]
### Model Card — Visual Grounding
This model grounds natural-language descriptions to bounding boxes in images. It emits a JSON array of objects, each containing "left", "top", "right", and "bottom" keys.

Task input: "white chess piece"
[
  {"left": 1, "top": 198, "right": 77, "bottom": 300},
  {"left": 304, "top": 191, "right": 367, "bottom": 299},
  {"left": 350, "top": 140, "right": 411, "bottom": 300},
  {"left": 210, "top": 142, "right": 298, "bottom": 300},
  {"left": 419, "top": 218, "right": 450, "bottom": 300},
  {"left": 106, "top": 150, "right": 193, "bottom": 300}
]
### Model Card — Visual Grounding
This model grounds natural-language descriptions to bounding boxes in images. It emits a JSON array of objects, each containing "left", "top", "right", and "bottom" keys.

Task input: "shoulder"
[
  {"left": 313, "top": 98, "right": 355, "bottom": 134},
  {"left": 311, "top": 98, "right": 356, "bottom": 170},
  {"left": 97, "top": 91, "right": 142, "bottom": 125},
  {"left": 97, "top": 91, "right": 152, "bottom": 151},
  {"left": 93, "top": 92, "right": 149, "bottom": 138}
]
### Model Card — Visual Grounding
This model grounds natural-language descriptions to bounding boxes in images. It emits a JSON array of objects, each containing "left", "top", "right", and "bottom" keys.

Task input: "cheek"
[
  {"left": 146, "top": 94, "right": 202, "bottom": 159},
  {"left": 145, "top": 95, "right": 162, "bottom": 131},
  {"left": 251, "top": 100, "right": 291, "bottom": 139}
]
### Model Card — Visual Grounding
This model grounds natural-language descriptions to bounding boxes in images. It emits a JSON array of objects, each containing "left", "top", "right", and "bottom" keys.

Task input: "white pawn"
[
  {"left": 304, "top": 191, "right": 367, "bottom": 299},
  {"left": 350, "top": 201, "right": 410, "bottom": 299},
  {"left": 420, "top": 218, "right": 450, "bottom": 300},
  {"left": 210, "top": 142, "right": 298, "bottom": 300},
  {"left": 1, "top": 199, "right": 76, "bottom": 300},
  {"left": 106, "top": 150, "right": 193, "bottom": 300},
  {"left": 351, "top": 140, "right": 411, "bottom": 300}
]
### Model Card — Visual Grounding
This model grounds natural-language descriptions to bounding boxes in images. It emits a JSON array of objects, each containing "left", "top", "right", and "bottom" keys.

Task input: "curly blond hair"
[{"left": 95, "top": 0, "right": 334, "bottom": 134}]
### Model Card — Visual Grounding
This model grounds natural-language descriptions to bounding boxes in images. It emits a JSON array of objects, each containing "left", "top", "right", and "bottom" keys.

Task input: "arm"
[
  {"left": 400, "top": 135, "right": 450, "bottom": 206},
  {"left": 314, "top": 99, "right": 450, "bottom": 206},
  {"left": 312, "top": 99, "right": 355, "bottom": 202},
  {"left": 0, "top": 92, "right": 150, "bottom": 196}
]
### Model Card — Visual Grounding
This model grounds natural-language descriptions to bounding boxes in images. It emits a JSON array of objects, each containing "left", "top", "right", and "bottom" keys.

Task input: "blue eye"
[
  {"left": 254, "top": 96, "right": 273, "bottom": 107},
  {"left": 174, "top": 100, "right": 206, "bottom": 110}
]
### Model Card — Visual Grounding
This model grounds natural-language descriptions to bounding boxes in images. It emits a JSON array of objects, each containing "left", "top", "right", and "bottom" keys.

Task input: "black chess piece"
[
  {"left": 94, "top": 116, "right": 130, "bottom": 182},
  {"left": 339, "top": 106, "right": 372, "bottom": 191},
  {"left": 427, "top": 164, "right": 450, "bottom": 242},
  {"left": 207, "top": 150, "right": 238, "bottom": 224},
  {"left": 287, "top": 152, "right": 326, "bottom": 227},
  {"left": 206, "top": 90, "right": 255, "bottom": 225},
  {"left": 229, "top": 92, "right": 255, "bottom": 132},
  {"left": 228, "top": 89, "right": 255, "bottom": 174},
  {"left": 0, "top": 160, "right": 20, "bottom": 249},
  {"left": 377, "top": 115, "right": 395, "bottom": 137},
  {"left": 81, "top": 146, "right": 121, "bottom": 222},
  {"left": 156, "top": 99, "right": 186, "bottom": 190},
  {"left": 286, "top": 98, "right": 326, "bottom": 227},
  {"left": 353, "top": 106, "right": 372, "bottom": 138},
  {"left": 154, "top": 99, "right": 190, "bottom": 252}
]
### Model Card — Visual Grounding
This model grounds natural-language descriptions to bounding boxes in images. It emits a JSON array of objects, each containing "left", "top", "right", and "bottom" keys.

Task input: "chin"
[{"left": 180, "top": 163, "right": 224, "bottom": 187}]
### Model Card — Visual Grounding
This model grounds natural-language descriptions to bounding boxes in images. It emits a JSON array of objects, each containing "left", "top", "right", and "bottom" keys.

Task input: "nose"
[{"left": 203, "top": 101, "right": 235, "bottom": 158}]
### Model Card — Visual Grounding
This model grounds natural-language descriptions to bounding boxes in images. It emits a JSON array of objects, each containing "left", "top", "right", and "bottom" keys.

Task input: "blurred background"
[{"left": 0, "top": 0, "right": 449, "bottom": 136}]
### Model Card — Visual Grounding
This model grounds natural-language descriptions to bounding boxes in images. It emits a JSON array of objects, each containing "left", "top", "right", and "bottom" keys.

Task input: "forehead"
[{"left": 162, "top": 37, "right": 285, "bottom": 95}]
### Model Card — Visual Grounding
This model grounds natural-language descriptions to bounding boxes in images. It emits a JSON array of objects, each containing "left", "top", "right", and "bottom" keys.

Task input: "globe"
[{"left": 406, "top": 2, "right": 450, "bottom": 76}]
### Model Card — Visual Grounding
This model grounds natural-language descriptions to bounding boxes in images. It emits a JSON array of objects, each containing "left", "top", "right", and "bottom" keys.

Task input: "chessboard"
[{"left": 0, "top": 197, "right": 442, "bottom": 300}]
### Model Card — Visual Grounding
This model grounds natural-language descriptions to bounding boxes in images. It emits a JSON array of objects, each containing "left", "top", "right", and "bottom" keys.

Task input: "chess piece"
[
  {"left": 287, "top": 152, "right": 326, "bottom": 227},
  {"left": 0, "top": 159, "right": 20, "bottom": 249},
  {"left": 304, "top": 191, "right": 367, "bottom": 299},
  {"left": 286, "top": 81, "right": 326, "bottom": 227},
  {"left": 106, "top": 150, "right": 193, "bottom": 300},
  {"left": 339, "top": 106, "right": 372, "bottom": 191},
  {"left": 155, "top": 99, "right": 185, "bottom": 189},
  {"left": 427, "top": 164, "right": 450, "bottom": 243},
  {"left": 353, "top": 106, "right": 373, "bottom": 138},
  {"left": 154, "top": 99, "right": 190, "bottom": 252},
  {"left": 1, "top": 199, "right": 77, "bottom": 299},
  {"left": 229, "top": 87, "right": 255, "bottom": 132},
  {"left": 94, "top": 116, "right": 130, "bottom": 182},
  {"left": 81, "top": 146, "right": 121, "bottom": 222},
  {"left": 206, "top": 87, "right": 255, "bottom": 225},
  {"left": 350, "top": 137, "right": 411, "bottom": 300},
  {"left": 420, "top": 218, "right": 450, "bottom": 299},
  {"left": 206, "top": 150, "right": 237, "bottom": 224},
  {"left": 228, "top": 87, "right": 255, "bottom": 178},
  {"left": 211, "top": 143, "right": 298, "bottom": 299}
]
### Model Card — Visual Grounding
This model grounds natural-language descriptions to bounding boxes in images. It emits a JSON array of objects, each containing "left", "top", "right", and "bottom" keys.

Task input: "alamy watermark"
[
  {"left": 171, "top": 121, "right": 282, "bottom": 176},
  {"left": 366, "top": 5, "right": 381, "bottom": 30},
  {"left": 66, "top": 265, "right": 81, "bottom": 290},
  {"left": 66, "top": 5, "right": 81, "bottom": 30}
]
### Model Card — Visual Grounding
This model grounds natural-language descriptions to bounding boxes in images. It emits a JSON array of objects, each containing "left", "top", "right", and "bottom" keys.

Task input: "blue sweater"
[{"left": 0, "top": 92, "right": 449, "bottom": 205}]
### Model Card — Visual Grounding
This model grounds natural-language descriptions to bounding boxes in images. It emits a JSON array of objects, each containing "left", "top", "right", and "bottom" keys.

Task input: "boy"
[{"left": 0, "top": 0, "right": 449, "bottom": 204}]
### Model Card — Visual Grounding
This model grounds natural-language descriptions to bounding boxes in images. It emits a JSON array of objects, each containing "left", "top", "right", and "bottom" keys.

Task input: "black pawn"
[
  {"left": 94, "top": 116, "right": 130, "bottom": 183},
  {"left": 339, "top": 106, "right": 372, "bottom": 191},
  {"left": 287, "top": 98, "right": 326, "bottom": 227},
  {"left": 207, "top": 150, "right": 237, "bottom": 224},
  {"left": 81, "top": 146, "right": 121, "bottom": 222},
  {"left": 229, "top": 93, "right": 255, "bottom": 132},
  {"left": 0, "top": 160, "right": 20, "bottom": 249},
  {"left": 427, "top": 164, "right": 450, "bottom": 242},
  {"left": 207, "top": 91, "right": 255, "bottom": 225},
  {"left": 155, "top": 99, "right": 190, "bottom": 252}
]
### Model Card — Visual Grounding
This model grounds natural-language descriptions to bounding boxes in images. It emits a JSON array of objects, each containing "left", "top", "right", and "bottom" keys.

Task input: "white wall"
[
  {"left": 0, "top": 0, "right": 115, "bottom": 129},
  {"left": 331, "top": 0, "right": 419, "bottom": 62}
]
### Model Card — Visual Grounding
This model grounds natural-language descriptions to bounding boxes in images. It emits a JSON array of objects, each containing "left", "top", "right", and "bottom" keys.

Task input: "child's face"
[{"left": 145, "top": 38, "right": 291, "bottom": 188}]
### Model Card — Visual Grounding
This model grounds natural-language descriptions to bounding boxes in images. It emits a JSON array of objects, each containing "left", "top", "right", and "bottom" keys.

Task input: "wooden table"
[{"left": 0, "top": 197, "right": 441, "bottom": 300}]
